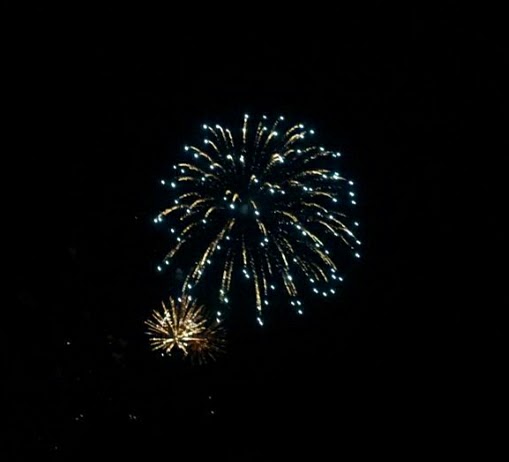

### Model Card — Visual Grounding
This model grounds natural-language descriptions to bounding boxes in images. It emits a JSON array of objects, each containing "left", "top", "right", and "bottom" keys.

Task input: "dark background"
[{"left": 7, "top": 5, "right": 504, "bottom": 459}]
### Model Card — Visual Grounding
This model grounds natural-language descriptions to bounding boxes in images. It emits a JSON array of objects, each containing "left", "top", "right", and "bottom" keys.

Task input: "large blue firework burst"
[{"left": 154, "top": 114, "right": 361, "bottom": 325}]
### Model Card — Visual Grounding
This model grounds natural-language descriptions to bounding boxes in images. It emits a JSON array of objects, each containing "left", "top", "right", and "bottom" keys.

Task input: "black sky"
[{"left": 7, "top": 5, "right": 504, "bottom": 459}]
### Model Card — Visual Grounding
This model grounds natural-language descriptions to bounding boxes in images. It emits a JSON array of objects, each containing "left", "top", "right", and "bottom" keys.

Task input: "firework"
[
  {"left": 155, "top": 115, "right": 361, "bottom": 324},
  {"left": 146, "top": 296, "right": 224, "bottom": 363}
]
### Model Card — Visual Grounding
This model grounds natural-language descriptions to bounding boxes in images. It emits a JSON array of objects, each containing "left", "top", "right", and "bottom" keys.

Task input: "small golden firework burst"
[{"left": 146, "top": 296, "right": 224, "bottom": 364}]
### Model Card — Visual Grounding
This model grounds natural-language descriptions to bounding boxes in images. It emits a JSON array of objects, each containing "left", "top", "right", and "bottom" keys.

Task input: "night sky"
[{"left": 8, "top": 5, "right": 504, "bottom": 459}]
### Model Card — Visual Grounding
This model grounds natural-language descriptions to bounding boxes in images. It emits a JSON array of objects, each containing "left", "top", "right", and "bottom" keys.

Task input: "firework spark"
[
  {"left": 146, "top": 296, "right": 224, "bottom": 363},
  {"left": 155, "top": 115, "right": 360, "bottom": 323}
]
